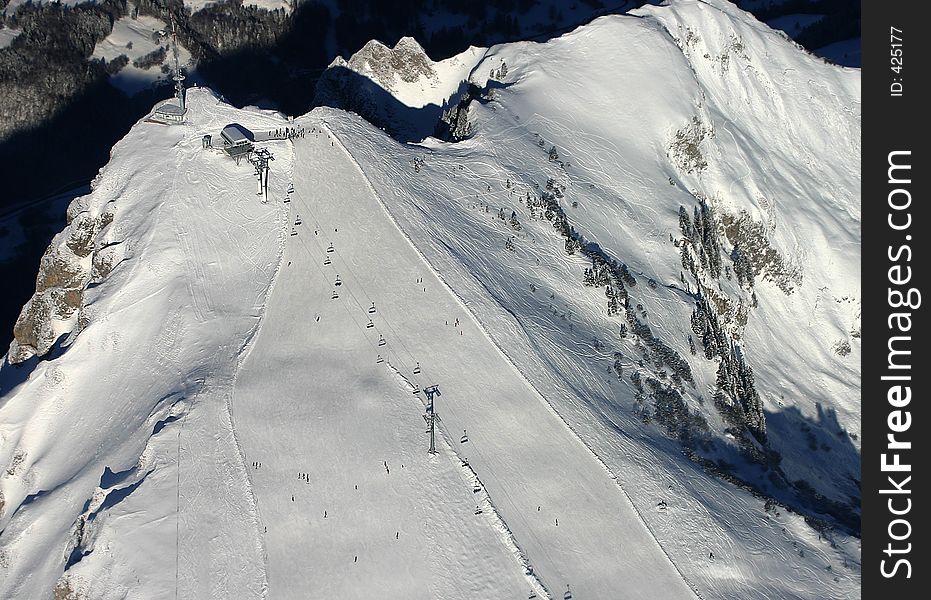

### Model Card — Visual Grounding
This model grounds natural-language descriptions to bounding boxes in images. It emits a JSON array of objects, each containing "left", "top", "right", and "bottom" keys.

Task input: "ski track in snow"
[
  {"left": 321, "top": 119, "right": 700, "bottom": 598},
  {"left": 1, "top": 2, "right": 861, "bottom": 597}
]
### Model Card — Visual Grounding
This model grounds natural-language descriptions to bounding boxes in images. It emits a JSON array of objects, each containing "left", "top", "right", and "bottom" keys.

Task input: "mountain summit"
[{"left": 1, "top": 1, "right": 859, "bottom": 598}]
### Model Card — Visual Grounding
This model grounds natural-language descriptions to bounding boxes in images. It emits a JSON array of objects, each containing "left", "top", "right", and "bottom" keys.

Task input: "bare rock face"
[
  {"left": 7, "top": 198, "right": 115, "bottom": 364},
  {"left": 345, "top": 37, "right": 436, "bottom": 92},
  {"left": 314, "top": 37, "right": 440, "bottom": 138}
]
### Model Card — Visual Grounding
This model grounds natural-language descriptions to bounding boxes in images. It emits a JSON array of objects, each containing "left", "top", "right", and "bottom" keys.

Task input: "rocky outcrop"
[
  {"left": 329, "top": 37, "right": 436, "bottom": 93},
  {"left": 8, "top": 193, "right": 117, "bottom": 364},
  {"left": 314, "top": 37, "right": 438, "bottom": 125},
  {"left": 315, "top": 37, "right": 485, "bottom": 140}
]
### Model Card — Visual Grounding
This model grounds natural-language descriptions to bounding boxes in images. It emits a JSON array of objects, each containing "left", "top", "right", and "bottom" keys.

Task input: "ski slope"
[
  {"left": 230, "top": 122, "right": 696, "bottom": 599},
  {"left": 1, "top": 1, "right": 860, "bottom": 598},
  {"left": 304, "top": 0, "right": 861, "bottom": 596}
]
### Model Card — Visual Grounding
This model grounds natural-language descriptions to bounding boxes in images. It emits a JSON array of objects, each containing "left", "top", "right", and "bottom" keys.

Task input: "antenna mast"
[{"left": 171, "top": 15, "right": 185, "bottom": 110}]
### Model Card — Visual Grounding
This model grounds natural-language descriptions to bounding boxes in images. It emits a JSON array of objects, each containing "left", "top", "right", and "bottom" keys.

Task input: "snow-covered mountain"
[{"left": 0, "top": 1, "right": 860, "bottom": 598}]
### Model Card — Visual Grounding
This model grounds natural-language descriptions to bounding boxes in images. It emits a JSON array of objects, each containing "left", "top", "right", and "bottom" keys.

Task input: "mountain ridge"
[{"left": 1, "top": 1, "right": 859, "bottom": 597}]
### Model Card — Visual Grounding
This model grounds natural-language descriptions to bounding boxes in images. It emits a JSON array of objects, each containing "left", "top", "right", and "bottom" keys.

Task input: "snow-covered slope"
[
  {"left": 1, "top": 1, "right": 860, "bottom": 598},
  {"left": 0, "top": 89, "right": 293, "bottom": 598}
]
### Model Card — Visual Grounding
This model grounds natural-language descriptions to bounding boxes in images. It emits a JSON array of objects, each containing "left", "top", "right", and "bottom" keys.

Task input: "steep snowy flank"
[
  {"left": 1, "top": 1, "right": 859, "bottom": 598},
  {"left": 0, "top": 89, "right": 292, "bottom": 599}
]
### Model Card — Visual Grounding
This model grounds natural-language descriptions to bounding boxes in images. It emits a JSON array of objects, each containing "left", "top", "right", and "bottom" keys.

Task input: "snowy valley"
[{"left": 0, "top": 1, "right": 859, "bottom": 598}]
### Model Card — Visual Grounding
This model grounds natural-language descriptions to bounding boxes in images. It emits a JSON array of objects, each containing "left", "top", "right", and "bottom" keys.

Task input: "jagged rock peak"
[{"left": 330, "top": 36, "right": 436, "bottom": 93}]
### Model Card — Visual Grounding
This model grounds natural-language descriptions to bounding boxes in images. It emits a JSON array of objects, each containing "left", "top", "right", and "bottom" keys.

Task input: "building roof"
[
  {"left": 221, "top": 124, "right": 252, "bottom": 146},
  {"left": 155, "top": 101, "right": 186, "bottom": 116}
]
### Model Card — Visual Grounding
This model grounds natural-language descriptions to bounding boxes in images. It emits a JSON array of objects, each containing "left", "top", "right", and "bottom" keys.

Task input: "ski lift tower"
[
  {"left": 248, "top": 147, "right": 274, "bottom": 203},
  {"left": 423, "top": 385, "right": 441, "bottom": 454}
]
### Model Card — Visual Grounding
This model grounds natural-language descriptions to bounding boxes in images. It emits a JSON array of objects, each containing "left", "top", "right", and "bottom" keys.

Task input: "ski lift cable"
[
  {"left": 287, "top": 183, "right": 422, "bottom": 373},
  {"left": 307, "top": 121, "right": 579, "bottom": 593},
  {"left": 288, "top": 223, "right": 401, "bottom": 373},
  {"left": 289, "top": 152, "right": 557, "bottom": 586},
  {"left": 312, "top": 121, "right": 441, "bottom": 370},
  {"left": 301, "top": 209, "right": 421, "bottom": 369},
  {"left": 284, "top": 191, "right": 423, "bottom": 386}
]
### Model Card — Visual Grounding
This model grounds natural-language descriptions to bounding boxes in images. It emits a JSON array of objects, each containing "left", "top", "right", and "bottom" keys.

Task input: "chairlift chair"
[
  {"left": 295, "top": 215, "right": 302, "bottom": 226},
  {"left": 324, "top": 256, "right": 331, "bottom": 265},
  {"left": 290, "top": 228, "right": 298, "bottom": 236},
  {"left": 413, "top": 362, "right": 421, "bottom": 375},
  {"left": 335, "top": 275, "right": 342, "bottom": 286},
  {"left": 368, "top": 302, "right": 376, "bottom": 314},
  {"left": 378, "top": 335, "right": 386, "bottom": 346},
  {"left": 366, "top": 319, "right": 374, "bottom": 329},
  {"left": 327, "top": 243, "right": 335, "bottom": 253},
  {"left": 331, "top": 290, "right": 339, "bottom": 299},
  {"left": 376, "top": 354, "right": 384, "bottom": 364}
]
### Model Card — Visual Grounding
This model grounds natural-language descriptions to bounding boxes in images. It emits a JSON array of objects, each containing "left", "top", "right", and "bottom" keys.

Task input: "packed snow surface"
[{"left": 1, "top": 1, "right": 860, "bottom": 598}]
